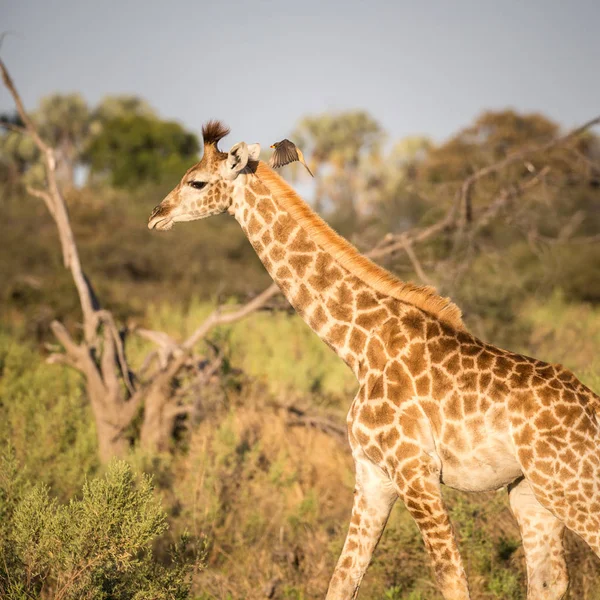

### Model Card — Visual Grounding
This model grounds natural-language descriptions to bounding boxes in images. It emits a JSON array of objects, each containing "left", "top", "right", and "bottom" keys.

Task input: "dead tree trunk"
[{"left": 1, "top": 58, "right": 279, "bottom": 459}]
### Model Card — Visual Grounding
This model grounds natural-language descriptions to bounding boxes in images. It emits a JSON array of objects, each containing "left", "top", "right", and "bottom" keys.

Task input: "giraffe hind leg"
[{"left": 508, "top": 477, "right": 569, "bottom": 600}]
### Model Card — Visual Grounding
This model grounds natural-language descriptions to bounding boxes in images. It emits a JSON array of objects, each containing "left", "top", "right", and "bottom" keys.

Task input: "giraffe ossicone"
[{"left": 148, "top": 121, "right": 600, "bottom": 600}]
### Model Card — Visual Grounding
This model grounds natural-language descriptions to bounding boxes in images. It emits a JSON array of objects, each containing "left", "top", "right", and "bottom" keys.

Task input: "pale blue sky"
[{"left": 1, "top": 0, "right": 599, "bottom": 147}]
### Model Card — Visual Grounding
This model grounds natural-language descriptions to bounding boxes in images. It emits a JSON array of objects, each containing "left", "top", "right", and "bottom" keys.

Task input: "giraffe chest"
[
  {"left": 435, "top": 400, "right": 523, "bottom": 492},
  {"left": 437, "top": 437, "right": 523, "bottom": 492}
]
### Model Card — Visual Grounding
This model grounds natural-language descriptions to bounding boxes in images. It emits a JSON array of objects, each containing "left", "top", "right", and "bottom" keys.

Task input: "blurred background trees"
[
  {"left": 1, "top": 73, "right": 600, "bottom": 597},
  {"left": 0, "top": 92, "right": 199, "bottom": 190}
]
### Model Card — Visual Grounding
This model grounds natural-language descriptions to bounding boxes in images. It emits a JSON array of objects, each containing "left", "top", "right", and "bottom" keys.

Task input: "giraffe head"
[{"left": 148, "top": 120, "right": 260, "bottom": 230}]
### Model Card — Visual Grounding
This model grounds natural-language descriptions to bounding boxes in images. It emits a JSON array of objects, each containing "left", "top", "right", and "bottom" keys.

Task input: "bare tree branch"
[
  {"left": 183, "top": 282, "right": 280, "bottom": 351},
  {"left": 0, "top": 120, "right": 28, "bottom": 135},
  {"left": 0, "top": 58, "right": 98, "bottom": 344},
  {"left": 25, "top": 185, "right": 56, "bottom": 219},
  {"left": 457, "top": 115, "right": 600, "bottom": 228}
]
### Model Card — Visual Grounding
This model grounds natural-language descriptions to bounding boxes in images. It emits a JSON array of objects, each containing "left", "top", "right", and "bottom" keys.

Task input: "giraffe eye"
[{"left": 189, "top": 181, "right": 207, "bottom": 190}]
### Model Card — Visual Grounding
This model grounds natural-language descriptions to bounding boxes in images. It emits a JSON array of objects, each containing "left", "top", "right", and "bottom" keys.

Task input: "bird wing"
[{"left": 269, "top": 139, "right": 300, "bottom": 169}]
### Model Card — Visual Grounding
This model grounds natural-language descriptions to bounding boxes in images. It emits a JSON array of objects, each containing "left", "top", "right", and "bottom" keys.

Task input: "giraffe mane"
[
  {"left": 255, "top": 161, "right": 466, "bottom": 331},
  {"left": 202, "top": 120, "right": 230, "bottom": 150}
]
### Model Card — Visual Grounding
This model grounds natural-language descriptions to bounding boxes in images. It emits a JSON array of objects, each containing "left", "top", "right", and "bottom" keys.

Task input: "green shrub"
[{"left": 0, "top": 452, "right": 200, "bottom": 600}]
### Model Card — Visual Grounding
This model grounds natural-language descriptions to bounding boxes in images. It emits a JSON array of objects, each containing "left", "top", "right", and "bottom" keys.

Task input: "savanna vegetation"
[{"left": 1, "top": 58, "right": 600, "bottom": 598}]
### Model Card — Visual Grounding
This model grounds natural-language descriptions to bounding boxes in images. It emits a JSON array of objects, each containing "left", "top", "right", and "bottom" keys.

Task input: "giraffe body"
[{"left": 148, "top": 122, "right": 600, "bottom": 600}]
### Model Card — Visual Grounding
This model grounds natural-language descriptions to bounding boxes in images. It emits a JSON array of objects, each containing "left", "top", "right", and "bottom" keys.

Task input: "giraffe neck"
[{"left": 230, "top": 163, "right": 417, "bottom": 376}]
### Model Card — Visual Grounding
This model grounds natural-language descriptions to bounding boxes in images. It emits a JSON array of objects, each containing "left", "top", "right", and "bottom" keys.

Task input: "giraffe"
[{"left": 148, "top": 121, "right": 600, "bottom": 600}]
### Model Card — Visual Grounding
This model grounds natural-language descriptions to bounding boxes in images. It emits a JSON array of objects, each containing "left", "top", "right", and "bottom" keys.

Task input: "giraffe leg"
[
  {"left": 394, "top": 448, "right": 470, "bottom": 600},
  {"left": 508, "top": 477, "right": 569, "bottom": 600},
  {"left": 326, "top": 450, "right": 397, "bottom": 600}
]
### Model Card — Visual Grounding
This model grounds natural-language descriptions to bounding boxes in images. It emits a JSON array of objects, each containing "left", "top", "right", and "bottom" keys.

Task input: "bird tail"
[{"left": 302, "top": 161, "right": 314, "bottom": 178}]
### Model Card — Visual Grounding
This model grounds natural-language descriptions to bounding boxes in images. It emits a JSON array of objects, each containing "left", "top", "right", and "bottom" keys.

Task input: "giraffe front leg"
[
  {"left": 508, "top": 477, "right": 569, "bottom": 600},
  {"left": 394, "top": 448, "right": 470, "bottom": 600},
  {"left": 326, "top": 450, "right": 397, "bottom": 600}
]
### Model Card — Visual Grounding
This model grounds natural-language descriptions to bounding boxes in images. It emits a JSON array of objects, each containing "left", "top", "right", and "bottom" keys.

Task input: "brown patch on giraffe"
[
  {"left": 359, "top": 401, "right": 396, "bottom": 428},
  {"left": 272, "top": 213, "right": 296, "bottom": 243},
  {"left": 478, "top": 371, "right": 492, "bottom": 392},
  {"left": 442, "top": 422, "right": 466, "bottom": 451},
  {"left": 354, "top": 427, "right": 370, "bottom": 446},
  {"left": 327, "top": 323, "right": 349, "bottom": 347},
  {"left": 289, "top": 253, "right": 313, "bottom": 277},
  {"left": 493, "top": 355, "right": 514, "bottom": 378},
  {"left": 378, "top": 427, "right": 400, "bottom": 450},
  {"left": 402, "top": 413, "right": 427, "bottom": 442},
  {"left": 429, "top": 336, "right": 459, "bottom": 364},
  {"left": 308, "top": 258, "right": 342, "bottom": 292},
  {"left": 368, "top": 374, "right": 385, "bottom": 399},
  {"left": 509, "top": 391, "right": 537, "bottom": 417},
  {"left": 275, "top": 265, "right": 293, "bottom": 280},
  {"left": 415, "top": 373, "right": 431, "bottom": 396},
  {"left": 327, "top": 299, "right": 353, "bottom": 323},
  {"left": 365, "top": 445, "right": 384, "bottom": 463},
  {"left": 536, "top": 439, "right": 557, "bottom": 459},
  {"left": 396, "top": 441, "right": 420, "bottom": 460},
  {"left": 537, "top": 364, "right": 554, "bottom": 378},
  {"left": 356, "top": 308, "right": 389, "bottom": 330},
  {"left": 401, "top": 311, "right": 425, "bottom": 338},
  {"left": 489, "top": 379, "right": 509, "bottom": 402},
  {"left": 510, "top": 362, "right": 534, "bottom": 388},
  {"left": 349, "top": 328, "right": 367, "bottom": 354},
  {"left": 247, "top": 214, "right": 262, "bottom": 236},
  {"left": 356, "top": 291, "right": 379, "bottom": 310},
  {"left": 261, "top": 230, "right": 272, "bottom": 246},
  {"left": 461, "top": 356, "right": 475, "bottom": 370},
  {"left": 457, "top": 371, "right": 477, "bottom": 393},
  {"left": 289, "top": 228, "right": 317, "bottom": 253},
  {"left": 426, "top": 320, "right": 442, "bottom": 338},
  {"left": 256, "top": 198, "right": 276, "bottom": 223},
  {"left": 309, "top": 305, "right": 327, "bottom": 330},
  {"left": 270, "top": 245, "right": 285, "bottom": 262},
  {"left": 366, "top": 338, "right": 387, "bottom": 370},
  {"left": 431, "top": 366, "right": 452, "bottom": 400},
  {"left": 250, "top": 178, "right": 270, "bottom": 195},
  {"left": 403, "top": 342, "right": 427, "bottom": 376},
  {"left": 387, "top": 361, "right": 415, "bottom": 404},
  {"left": 244, "top": 188, "right": 256, "bottom": 206},
  {"left": 250, "top": 239, "right": 264, "bottom": 254},
  {"left": 380, "top": 319, "right": 409, "bottom": 355},
  {"left": 476, "top": 350, "right": 495, "bottom": 370},
  {"left": 443, "top": 354, "right": 461, "bottom": 375},
  {"left": 514, "top": 422, "right": 535, "bottom": 446},
  {"left": 535, "top": 410, "right": 559, "bottom": 431},
  {"left": 261, "top": 255, "right": 272, "bottom": 271},
  {"left": 445, "top": 393, "right": 463, "bottom": 420},
  {"left": 277, "top": 278, "right": 291, "bottom": 293},
  {"left": 293, "top": 284, "right": 312, "bottom": 312}
]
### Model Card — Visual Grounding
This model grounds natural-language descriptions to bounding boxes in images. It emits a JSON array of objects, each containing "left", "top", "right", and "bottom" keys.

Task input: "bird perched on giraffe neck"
[{"left": 269, "top": 139, "right": 314, "bottom": 177}]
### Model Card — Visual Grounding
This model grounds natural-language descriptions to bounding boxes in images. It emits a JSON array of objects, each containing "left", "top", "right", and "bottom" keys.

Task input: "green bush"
[{"left": 0, "top": 452, "right": 199, "bottom": 600}]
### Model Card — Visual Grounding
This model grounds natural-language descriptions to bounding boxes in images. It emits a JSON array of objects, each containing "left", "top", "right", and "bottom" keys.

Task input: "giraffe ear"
[
  {"left": 247, "top": 143, "right": 261, "bottom": 161},
  {"left": 224, "top": 141, "right": 249, "bottom": 179}
]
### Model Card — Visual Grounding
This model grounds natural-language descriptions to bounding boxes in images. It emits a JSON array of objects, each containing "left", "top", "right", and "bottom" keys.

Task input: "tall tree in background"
[
  {"left": 293, "top": 111, "right": 382, "bottom": 225},
  {"left": 0, "top": 93, "right": 198, "bottom": 190},
  {"left": 85, "top": 115, "right": 199, "bottom": 188}
]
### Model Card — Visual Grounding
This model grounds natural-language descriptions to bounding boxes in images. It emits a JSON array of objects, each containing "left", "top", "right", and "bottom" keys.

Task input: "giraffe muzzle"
[{"left": 148, "top": 205, "right": 174, "bottom": 231}]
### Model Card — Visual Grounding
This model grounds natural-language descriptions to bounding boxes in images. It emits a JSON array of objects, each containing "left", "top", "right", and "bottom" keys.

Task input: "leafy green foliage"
[
  {"left": 86, "top": 115, "right": 199, "bottom": 188},
  {"left": 0, "top": 333, "right": 98, "bottom": 498},
  {"left": 0, "top": 455, "right": 198, "bottom": 600}
]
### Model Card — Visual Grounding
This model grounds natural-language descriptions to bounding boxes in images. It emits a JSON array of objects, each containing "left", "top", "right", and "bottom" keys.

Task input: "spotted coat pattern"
[{"left": 149, "top": 132, "right": 600, "bottom": 600}]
